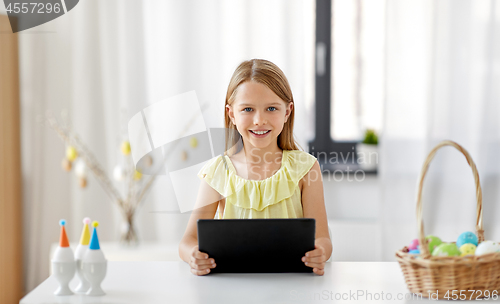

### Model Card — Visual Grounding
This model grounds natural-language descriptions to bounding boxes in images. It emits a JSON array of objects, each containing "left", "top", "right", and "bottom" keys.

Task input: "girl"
[{"left": 178, "top": 59, "right": 332, "bottom": 276}]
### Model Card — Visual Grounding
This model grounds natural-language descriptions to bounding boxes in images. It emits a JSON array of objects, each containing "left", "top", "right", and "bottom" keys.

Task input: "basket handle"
[{"left": 416, "top": 140, "right": 484, "bottom": 257}]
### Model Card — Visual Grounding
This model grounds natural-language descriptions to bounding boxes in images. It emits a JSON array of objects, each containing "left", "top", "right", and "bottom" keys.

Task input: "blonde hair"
[{"left": 224, "top": 59, "right": 301, "bottom": 155}]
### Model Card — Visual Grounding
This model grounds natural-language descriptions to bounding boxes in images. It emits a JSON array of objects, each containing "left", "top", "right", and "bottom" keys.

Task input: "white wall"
[{"left": 324, "top": 176, "right": 382, "bottom": 261}]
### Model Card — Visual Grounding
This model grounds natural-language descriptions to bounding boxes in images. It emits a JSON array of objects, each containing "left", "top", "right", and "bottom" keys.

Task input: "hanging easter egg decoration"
[
  {"left": 121, "top": 141, "right": 131, "bottom": 155},
  {"left": 66, "top": 146, "right": 78, "bottom": 161},
  {"left": 62, "top": 158, "right": 72, "bottom": 171},
  {"left": 113, "top": 165, "right": 126, "bottom": 181},
  {"left": 74, "top": 159, "right": 87, "bottom": 178},
  {"left": 181, "top": 150, "right": 188, "bottom": 161},
  {"left": 189, "top": 137, "right": 198, "bottom": 148},
  {"left": 144, "top": 155, "right": 153, "bottom": 167},
  {"left": 133, "top": 170, "right": 142, "bottom": 181},
  {"left": 79, "top": 177, "right": 88, "bottom": 188}
]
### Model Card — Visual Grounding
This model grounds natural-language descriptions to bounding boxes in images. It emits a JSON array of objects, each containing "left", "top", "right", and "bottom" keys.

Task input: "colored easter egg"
[
  {"left": 409, "top": 239, "right": 419, "bottom": 251},
  {"left": 66, "top": 146, "right": 78, "bottom": 161},
  {"left": 181, "top": 150, "right": 188, "bottom": 161},
  {"left": 74, "top": 159, "right": 87, "bottom": 178},
  {"left": 79, "top": 177, "right": 87, "bottom": 188},
  {"left": 144, "top": 155, "right": 153, "bottom": 167},
  {"left": 113, "top": 165, "right": 126, "bottom": 181},
  {"left": 190, "top": 137, "right": 198, "bottom": 148},
  {"left": 133, "top": 170, "right": 142, "bottom": 180},
  {"left": 476, "top": 241, "right": 500, "bottom": 256},
  {"left": 459, "top": 243, "right": 476, "bottom": 256},
  {"left": 425, "top": 235, "right": 442, "bottom": 253},
  {"left": 121, "top": 141, "right": 131, "bottom": 155},
  {"left": 432, "top": 243, "right": 461, "bottom": 257},
  {"left": 61, "top": 158, "right": 72, "bottom": 171},
  {"left": 409, "top": 249, "right": 420, "bottom": 254},
  {"left": 456, "top": 231, "right": 478, "bottom": 248}
]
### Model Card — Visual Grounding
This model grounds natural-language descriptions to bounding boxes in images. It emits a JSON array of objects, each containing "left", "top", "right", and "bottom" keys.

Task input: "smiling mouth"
[{"left": 250, "top": 130, "right": 271, "bottom": 135}]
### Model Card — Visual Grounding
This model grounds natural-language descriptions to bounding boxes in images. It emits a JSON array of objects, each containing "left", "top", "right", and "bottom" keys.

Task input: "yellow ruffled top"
[{"left": 197, "top": 150, "right": 317, "bottom": 219}]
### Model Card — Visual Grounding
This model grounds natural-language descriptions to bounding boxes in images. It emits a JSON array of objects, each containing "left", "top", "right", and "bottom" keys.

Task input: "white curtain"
[
  {"left": 381, "top": 0, "right": 500, "bottom": 260},
  {"left": 18, "top": 0, "right": 315, "bottom": 292}
]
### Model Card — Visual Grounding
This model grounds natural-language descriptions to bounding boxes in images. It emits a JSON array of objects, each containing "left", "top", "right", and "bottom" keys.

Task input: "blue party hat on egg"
[{"left": 89, "top": 221, "right": 100, "bottom": 250}]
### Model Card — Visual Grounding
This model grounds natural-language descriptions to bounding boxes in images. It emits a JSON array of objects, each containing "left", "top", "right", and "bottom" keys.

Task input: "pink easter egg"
[{"left": 409, "top": 239, "right": 419, "bottom": 251}]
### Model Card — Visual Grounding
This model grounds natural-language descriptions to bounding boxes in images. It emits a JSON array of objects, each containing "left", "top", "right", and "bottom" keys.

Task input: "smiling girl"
[{"left": 179, "top": 59, "right": 332, "bottom": 276}]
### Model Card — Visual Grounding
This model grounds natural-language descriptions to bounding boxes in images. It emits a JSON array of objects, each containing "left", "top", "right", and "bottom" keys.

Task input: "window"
[{"left": 309, "top": 0, "right": 385, "bottom": 175}]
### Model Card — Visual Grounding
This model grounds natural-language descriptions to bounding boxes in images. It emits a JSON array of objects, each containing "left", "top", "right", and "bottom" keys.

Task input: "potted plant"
[{"left": 356, "top": 129, "right": 379, "bottom": 171}]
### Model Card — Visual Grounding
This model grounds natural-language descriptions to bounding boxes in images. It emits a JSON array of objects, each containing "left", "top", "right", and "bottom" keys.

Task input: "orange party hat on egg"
[
  {"left": 59, "top": 219, "right": 70, "bottom": 247},
  {"left": 79, "top": 217, "right": 91, "bottom": 245}
]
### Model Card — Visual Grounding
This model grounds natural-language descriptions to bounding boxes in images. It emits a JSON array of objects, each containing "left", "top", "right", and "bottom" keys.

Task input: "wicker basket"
[{"left": 395, "top": 140, "right": 500, "bottom": 299}]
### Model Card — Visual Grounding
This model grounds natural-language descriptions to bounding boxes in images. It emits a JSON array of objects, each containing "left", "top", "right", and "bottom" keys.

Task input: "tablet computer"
[{"left": 197, "top": 218, "right": 315, "bottom": 273}]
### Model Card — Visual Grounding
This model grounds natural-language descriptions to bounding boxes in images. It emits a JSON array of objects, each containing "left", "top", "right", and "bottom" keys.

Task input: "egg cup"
[
  {"left": 75, "top": 259, "right": 91, "bottom": 293},
  {"left": 82, "top": 261, "right": 107, "bottom": 296},
  {"left": 51, "top": 261, "right": 75, "bottom": 296}
]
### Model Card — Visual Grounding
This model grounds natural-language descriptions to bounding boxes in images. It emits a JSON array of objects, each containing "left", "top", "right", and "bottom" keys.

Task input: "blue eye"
[
  {"left": 268, "top": 107, "right": 277, "bottom": 111},
  {"left": 243, "top": 108, "right": 253, "bottom": 112}
]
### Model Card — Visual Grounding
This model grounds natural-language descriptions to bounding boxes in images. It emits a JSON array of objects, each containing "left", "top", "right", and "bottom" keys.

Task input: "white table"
[{"left": 20, "top": 261, "right": 496, "bottom": 303}]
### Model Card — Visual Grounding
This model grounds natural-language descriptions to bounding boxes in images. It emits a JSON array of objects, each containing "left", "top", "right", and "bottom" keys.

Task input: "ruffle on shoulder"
[
  {"left": 197, "top": 155, "right": 237, "bottom": 199},
  {"left": 197, "top": 150, "right": 317, "bottom": 211}
]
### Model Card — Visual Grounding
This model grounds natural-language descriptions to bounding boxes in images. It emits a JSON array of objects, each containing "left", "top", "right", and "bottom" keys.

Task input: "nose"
[{"left": 253, "top": 110, "right": 267, "bottom": 125}]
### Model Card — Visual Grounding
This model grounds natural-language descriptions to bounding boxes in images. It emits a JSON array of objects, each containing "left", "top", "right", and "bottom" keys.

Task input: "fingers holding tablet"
[
  {"left": 190, "top": 245, "right": 216, "bottom": 276},
  {"left": 302, "top": 244, "right": 326, "bottom": 275}
]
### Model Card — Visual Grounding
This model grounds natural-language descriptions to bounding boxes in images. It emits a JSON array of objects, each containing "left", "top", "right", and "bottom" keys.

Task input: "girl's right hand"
[{"left": 189, "top": 245, "right": 216, "bottom": 276}]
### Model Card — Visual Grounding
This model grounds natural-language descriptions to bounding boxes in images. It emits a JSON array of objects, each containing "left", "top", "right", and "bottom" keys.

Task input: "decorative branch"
[
  {"left": 45, "top": 102, "right": 210, "bottom": 244},
  {"left": 46, "top": 112, "right": 124, "bottom": 208}
]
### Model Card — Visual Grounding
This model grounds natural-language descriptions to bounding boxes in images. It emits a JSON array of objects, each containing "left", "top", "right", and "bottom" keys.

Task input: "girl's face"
[{"left": 226, "top": 81, "right": 293, "bottom": 151}]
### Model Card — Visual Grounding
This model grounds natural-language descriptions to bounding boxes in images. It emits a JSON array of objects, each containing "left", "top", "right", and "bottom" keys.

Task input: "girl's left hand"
[{"left": 302, "top": 244, "right": 326, "bottom": 275}]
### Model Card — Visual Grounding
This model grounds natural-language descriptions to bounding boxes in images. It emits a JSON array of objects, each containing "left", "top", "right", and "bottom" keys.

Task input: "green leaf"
[{"left": 362, "top": 129, "right": 378, "bottom": 145}]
